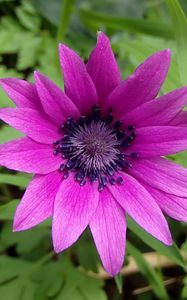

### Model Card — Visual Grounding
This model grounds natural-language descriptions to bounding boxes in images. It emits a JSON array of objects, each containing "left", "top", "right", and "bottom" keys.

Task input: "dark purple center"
[{"left": 53, "top": 106, "right": 138, "bottom": 191}]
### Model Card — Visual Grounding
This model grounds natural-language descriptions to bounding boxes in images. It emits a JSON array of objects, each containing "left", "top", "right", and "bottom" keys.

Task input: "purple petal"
[
  {"left": 168, "top": 111, "right": 187, "bottom": 126},
  {"left": 104, "top": 50, "right": 171, "bottom": 117},
  {"left": 0, "top": 108, "right": 61, "bottom": 144},
  {"left": 52, "top": 176, "right": 99, "bottom": 253},
  {"left": 109, "top": 172, "right": 172, "bottom": 245},
  {"left": 86, "top": 32, "right": 120, "bottom": 104},
  {"left": 143, "top": 184, "right": 187, "bottom": 222},
  {"left": 0, "top": 137, "right": 61, "bottom": 174},
  {"left": 129, "top": 126, "right": 187, "bottom": 157},
  {"left": 121, "top": 87, "right": 187, "bottom": 127},
  {"left": 59, "top": 44, "right": 97, "bottom": 114},
  {"left": 34, "top": 71, "right": 80, "bottom": 126},
  {"left": 89, "top": 189, "right": 126, "bottom": 276},
  {"left": 13, "top": 171, "right": 62, "bottom": 231},
  {"left": 130, "top": 157, "right": 187, "bottom": 198},
  {"left": 0, "top": 78, "right": 42, "bottom": 110}
]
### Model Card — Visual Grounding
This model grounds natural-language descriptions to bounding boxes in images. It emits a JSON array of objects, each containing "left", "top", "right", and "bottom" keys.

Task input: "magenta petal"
[
  {"left": 121, "top": 87, "right": 187, "bottom": 127},
  {"left": 86, "top": 32, "right": 120, "bottom": 104},
  {"left": 130, "top": 157, "right": 187, "bottom": 197},
  {"left": 34, "top": 71, "right": 80, "bottom": 126},
  {"left": 13, "top": 171, "right": 62, "bottom": 231},
  {"left": 109, "top": 172, "right": 172, "bottom": 245},
  {"left": 0, "top": 137, "right": 61, "bottom": 174},
  {"left": 52, "top": 176, "right": 99, "bottom": 253},
  {"left": 59, "top": 44, "right": 97, "bottom": 114},
  {"left": 143, "top": 184, "right": 187, "bottom": 222},
  {"left": 0, "top": 108, "right": 61, "bottom": 144},
  {"left": 0, "top": 78, "right": 42, "bottom": 110},
  {"left": 89, "top": 189, "right": 126, "bottom": 276},
  {"left": 105, "top": 50, "right": 171, "bottom": 117},
  {"left": 129, "top": 126, "right": 187, "bottom": 157},
  {"left": 168, "top": 111, "right": 187, "bottom": 126}
]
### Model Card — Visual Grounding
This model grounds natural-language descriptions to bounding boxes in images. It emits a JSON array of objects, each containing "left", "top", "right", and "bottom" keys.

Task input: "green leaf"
[
  {"left": 75, "top": 230, "right": 99, "bottom": 272},
  {"left": 31, "top": 0, "right": 61, "bottom": 25},
  {"left": 0, "top": 126, "right": 23, "bottom": 143},
  {"left": 167, "top": 0, "right": 187, "bottom": 85},
  {"left": 79, "top": 8, "right": 174, "bottom": 39},
  {"left": 0, "top": 200, "right": 19, "bottom": 220},
  {"left": 15, "top": 0, "right": 41, "bottom": 32},
  {"left": 0, "top": 255, "right": 31, "bottom": 284},
  {"left": 0, "top": 173, "right": 31, "bottom": 188},
  {"left": 0, "top": 16, "right": 43, "bottom": 70},
  {"left": 127, "top": 242, "right": 169, "bottom": 300},
  {"left": 56, "top": 267, "right": 107, "bottom": 300},
  {"left": 114, "top": 34, "right": 181, "bottom": 92},
  {"left": 0, "top": 255, "right": 48, "bottom": 300},
  {"left": 128, "top": 217, "right": 186, "bottom": 269},
  {"left": 0, "top": 222, "right": 50, "bottom": 255},
  {"left": 0, "top": 68, "right": 23, "bottom": 108},
  {"left": 171, "top": 151, "right": 187, "bottom": 168}
]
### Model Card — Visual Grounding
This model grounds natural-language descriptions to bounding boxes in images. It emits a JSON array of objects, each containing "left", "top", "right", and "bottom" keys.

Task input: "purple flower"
[{"left": 0, "top": 32, "right": 187, "bottom": 276}]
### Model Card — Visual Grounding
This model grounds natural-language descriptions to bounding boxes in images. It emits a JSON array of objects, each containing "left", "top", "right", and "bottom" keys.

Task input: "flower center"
[{"left": 53, "top": 106, "right": 138, "bottom": 191}]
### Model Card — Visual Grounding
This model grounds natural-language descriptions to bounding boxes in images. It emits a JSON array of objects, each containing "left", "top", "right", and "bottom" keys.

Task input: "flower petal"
[
  {"left": 34, "top": 71, "right": 80, "bottom": 126},
  {"left": 0, "top": 108, "right": 61, "bottom": 144},
  {"left": 13, "top": 171, "right": 63, "bottom": 231},
  {"left": 59, "top": 44, "right": 97, "bottom": 114},
  {"left": 129, "top": 157, "right": 187, "bottom": 197},
  {"left": 143, "top": 183, "right": 187, "bottom": 222},
  {"left": 109, "top": 172, "right": 172, "bottom": 245},
  {"left": 0, "top": 137, "right": 61, "bottom": 174},
  {"left": 52, "top": 176, "right": 99, "bottom": 253},
  {"left": 104, "top": 50, "right": 171, "bottom": 117},
  {"left": 129, "top": 126, "right": 187, "bottom": 157},
  {"left": 121, "top": 87, "right": 187, "bottom": 127},
  {"left": 0, "top": 78, "right": 42, "bottom": 110},
  {"left": 86, "top": 32, "right": 120, "bottom": 104},
  {"left": 168, "top": 111, "right": 187, "bottom": 126},
  {"left": 89, "top": 189, "right": 126, "bottom": 276}
]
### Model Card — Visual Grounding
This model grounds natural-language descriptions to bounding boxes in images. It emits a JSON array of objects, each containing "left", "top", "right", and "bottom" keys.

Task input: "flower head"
[{"left": 0, "top": 32, "right": 187, "bottom": 276}]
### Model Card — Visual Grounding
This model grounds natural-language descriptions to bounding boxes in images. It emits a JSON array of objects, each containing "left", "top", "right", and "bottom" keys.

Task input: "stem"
[{"left": 54, "top": 0, "right": 75, "bottom": 67}]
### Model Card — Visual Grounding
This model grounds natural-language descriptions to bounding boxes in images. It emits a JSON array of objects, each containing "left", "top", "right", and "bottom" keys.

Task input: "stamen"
[{"left": 53, "top": 106, "right": 138, "bottom": 191}]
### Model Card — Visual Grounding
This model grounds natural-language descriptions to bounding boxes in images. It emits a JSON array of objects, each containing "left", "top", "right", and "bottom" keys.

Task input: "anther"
[
  {"left": 98, "top": 183, "right": 104, "bottom": 192},
  {"left": 130, "top": 152, "right": 139, "bottom": 158},
  {"left": 127, "top": 125, "right": 135, "bottom": 131},
  {"left": 80, "top": 178, "right": 86, "bottom": 186},
  {"left": 130, "top": 132, "right": 136, "bottom": 139},
  {"left": 60, "top": 163, "right": 65, "bottom": 171},
  {"left": 92, "top": 105, "right": 101, "bottom": 120},
  {"left": 53, "top": 149, "right": 60, "bottom": 156},
  {"left": 78, "top": 115, "right": 87, "bottom": 126},
  {"left": 106, "top": 166, "right": 114, "bottom": 176},
  {"left": 116, "top": 130, "right": 125, "bottom": 140},
  {"left": 117, "top": 177, "right": 123, "bottom": 185},
  {"left": 63, "top": 171, "right": 69, "bottom": 179},
  {"left": 113, "top": 120, "right": 121, "bottom": 130},
  {"left": 121, "top": 141, "right": 130, "bottom": 148},
  {"left": 109, "top": 177, "right": 116, "bottom": 185},
  {"left": 53, "top": 140, "right": 60, "bottom": 146}
]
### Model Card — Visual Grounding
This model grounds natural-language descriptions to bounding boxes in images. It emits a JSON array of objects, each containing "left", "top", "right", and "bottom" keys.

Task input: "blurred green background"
[{"left": 0, "top": 0, "right": 187, "bottom": 299}]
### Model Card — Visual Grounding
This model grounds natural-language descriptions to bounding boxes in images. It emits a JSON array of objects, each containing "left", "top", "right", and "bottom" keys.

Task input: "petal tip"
[
  {"left": 12, "top": 220, "right": 24, "bottom": 232},
  {"left": 161, "top": 48, "right": 171, "bottom": 60}
]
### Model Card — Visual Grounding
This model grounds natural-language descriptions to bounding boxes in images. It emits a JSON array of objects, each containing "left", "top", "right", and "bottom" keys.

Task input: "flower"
[{"left": 0, "top": 32, "right": 187, "bottom": 276}]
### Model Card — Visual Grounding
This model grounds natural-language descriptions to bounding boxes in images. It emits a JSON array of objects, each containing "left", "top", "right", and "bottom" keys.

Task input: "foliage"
[{"left": 0, "top": 0, "right": 186, "bottom": 299}]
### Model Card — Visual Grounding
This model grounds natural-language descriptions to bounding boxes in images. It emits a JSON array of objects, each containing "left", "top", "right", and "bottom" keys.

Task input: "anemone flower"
[{"left": 0, "top": 32, "right": 187, "bottom": 276}]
